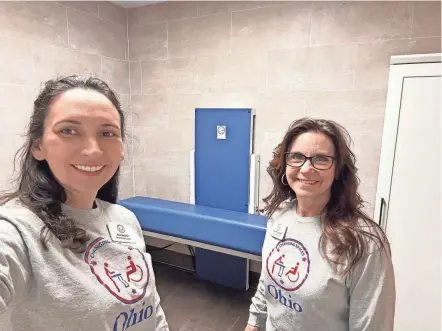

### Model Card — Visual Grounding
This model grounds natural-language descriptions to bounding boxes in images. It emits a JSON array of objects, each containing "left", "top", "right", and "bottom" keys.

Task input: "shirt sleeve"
[
  {"left": 0, "top": 220, "right": 32, "bottom": 316},
  {"left": 154, "top": 286, "right": 169, "bottom": 330},
  {"left": 348, "top": 244, "right": 396, "bottom": 331},
  {"left": 247, "top": 216, "right": 275, "bottom": 329},
  {"left": 247, "top": 260, "right": 268, "bottom": 329}
]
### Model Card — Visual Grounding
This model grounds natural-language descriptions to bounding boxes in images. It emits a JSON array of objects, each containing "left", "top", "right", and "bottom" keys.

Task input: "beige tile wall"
[
  {"left": 1, "top": 1, "right": 441, "bottom": 217},
  {"left": 128, "top": 1, "right": 441, "bottom": 216},
  {"left": 0, "top": 1, "right": 133, "bottom": 199}
]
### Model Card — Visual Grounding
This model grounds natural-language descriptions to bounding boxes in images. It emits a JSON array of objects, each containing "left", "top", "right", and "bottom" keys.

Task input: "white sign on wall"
[{"left": 216, "top": 125, "right": 226, "bottom": 139}]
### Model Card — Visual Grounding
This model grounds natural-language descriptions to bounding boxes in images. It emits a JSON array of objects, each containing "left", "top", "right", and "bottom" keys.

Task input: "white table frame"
[{"left": 143, "top": 231, "right": 262, "bottom": 262}]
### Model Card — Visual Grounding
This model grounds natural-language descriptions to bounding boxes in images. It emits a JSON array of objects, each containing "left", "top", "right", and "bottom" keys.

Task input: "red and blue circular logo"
[
  {"left": 266, "top": 239, "right": 311, "bottom": 291},
  {"left": 84, "top": 237, "right": 150, "bottom": 304}
]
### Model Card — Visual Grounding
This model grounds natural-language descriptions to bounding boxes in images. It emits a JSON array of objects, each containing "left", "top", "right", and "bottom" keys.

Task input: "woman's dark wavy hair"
[
  {"left": 0, "top": 75, "right": 126, "bottom": 253},
  {"left": 263, "top": 117, "right": 389, "bottom": 276}
]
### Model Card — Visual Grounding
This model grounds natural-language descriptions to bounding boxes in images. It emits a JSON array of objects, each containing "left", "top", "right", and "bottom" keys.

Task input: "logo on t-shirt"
[
  {"left": 84, "top": 237, "right": 150, "bottom": 304},
  {"left": 266, "top": 238, "right": 310, "bottom": 291},
  {"left": 117, "top": 224, "right": 126, "bottom": 233}
]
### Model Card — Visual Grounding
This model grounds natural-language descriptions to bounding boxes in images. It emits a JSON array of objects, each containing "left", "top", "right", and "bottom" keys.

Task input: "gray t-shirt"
[
  {"left": 248, "top": 200, "right": 395, "bottom": 331},
  {"left": 0, "top": 198, "right": 169, "bottom": 331}
]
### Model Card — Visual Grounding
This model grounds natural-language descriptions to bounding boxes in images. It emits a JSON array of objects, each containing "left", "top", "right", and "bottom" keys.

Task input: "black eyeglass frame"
[{"left": 284, "top": 152, "right": 336, "bottom": 170}]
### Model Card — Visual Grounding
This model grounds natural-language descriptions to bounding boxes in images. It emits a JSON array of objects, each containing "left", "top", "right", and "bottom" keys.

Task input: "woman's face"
[
  {"left": 285, "top": 132, "right": 336, "bottom": 202},
  {"left": 32, "top": 88, "right": 124, "bottom": 205}
]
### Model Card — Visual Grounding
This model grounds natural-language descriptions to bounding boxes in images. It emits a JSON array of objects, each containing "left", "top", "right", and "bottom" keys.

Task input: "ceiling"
[{"left": 111, "top": 1, "right": 166, "bottom": 8}]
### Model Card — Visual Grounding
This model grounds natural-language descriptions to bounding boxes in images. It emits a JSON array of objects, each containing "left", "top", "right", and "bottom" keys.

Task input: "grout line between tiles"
[
  {"left": 125, "top": 6, "right": 135, "bottom": 196},
  {"left": 65, "top": 7, "right": 70, "bottom": 48},
  {"left": 166, "top": 21, "right": 169, "bottom": 60},
  {"left": 410, "top": 1, "right": 416, "bottom": 38},
  {"left": 352, "top": 44, "right": 358, "bottom": 87},
  {"left": 228, "top": 316, "right": 241, "bottom": 331},
  {"left": 308, "top": 1, "right": 314, "bottom": 47}
]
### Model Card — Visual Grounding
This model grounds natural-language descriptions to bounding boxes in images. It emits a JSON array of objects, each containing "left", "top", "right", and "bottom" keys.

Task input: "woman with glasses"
[{"left": 245, "top": 118, "right": 395, "bottom": 331}]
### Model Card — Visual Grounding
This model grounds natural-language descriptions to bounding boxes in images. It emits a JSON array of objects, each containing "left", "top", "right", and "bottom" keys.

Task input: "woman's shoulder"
[
  {"left": 0, "top": 198, "right": 45, "bottom": 244},
  {"left": 354, "top": 217, "right": 390, "bottom": 255},
  {"left": 99, "top": 199, "right": 137, "bottom": 220},
  {"left": 0, "top": 198, "right": 43, "bottom": 225}
]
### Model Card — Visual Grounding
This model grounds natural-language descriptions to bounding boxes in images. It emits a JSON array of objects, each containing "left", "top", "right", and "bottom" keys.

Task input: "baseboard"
[{"left": 146, "top": 244, "right": 260, "bottom": 289}]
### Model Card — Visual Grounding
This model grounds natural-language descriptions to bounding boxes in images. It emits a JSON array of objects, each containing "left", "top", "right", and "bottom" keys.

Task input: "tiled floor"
[{"left": 153, "top": 263, "right": 256, "bottom": 331}]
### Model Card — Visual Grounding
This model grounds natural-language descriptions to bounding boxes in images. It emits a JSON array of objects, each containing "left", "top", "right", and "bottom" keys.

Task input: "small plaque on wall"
[{"left": 216, "top": 125, "right": 227, "bottom": 139}]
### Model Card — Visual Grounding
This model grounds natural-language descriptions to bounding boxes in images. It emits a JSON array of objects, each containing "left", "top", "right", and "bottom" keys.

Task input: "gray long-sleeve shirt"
[
  {"left": 248, "top": 200, "right": 395, "bottom": 331},
  {"left": 0, "top": 198, "right": 169, "bottom": 331}
]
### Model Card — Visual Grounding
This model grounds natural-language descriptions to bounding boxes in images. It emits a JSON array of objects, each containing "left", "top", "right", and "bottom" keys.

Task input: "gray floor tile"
[{"left": 154, "top": 264, "right": 255, "bottom": 331}]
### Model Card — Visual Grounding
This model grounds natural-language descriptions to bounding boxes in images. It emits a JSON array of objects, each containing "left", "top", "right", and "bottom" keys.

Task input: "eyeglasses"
[{"left": 285, "top": 152, "right": 335, "bottom": 170}]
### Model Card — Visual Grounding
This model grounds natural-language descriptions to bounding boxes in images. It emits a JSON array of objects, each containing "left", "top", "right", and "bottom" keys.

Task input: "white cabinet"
[{"left": 375, "top": 54, "right": 441, "bottom": 331}]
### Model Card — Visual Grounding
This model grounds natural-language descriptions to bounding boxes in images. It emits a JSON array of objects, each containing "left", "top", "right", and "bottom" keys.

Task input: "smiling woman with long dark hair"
[
  {"left": 245, "top": 118, "right": 395, "bottom": 331},
  {"left": 0, "top": 75, "right": 169, "bottom": 331}
]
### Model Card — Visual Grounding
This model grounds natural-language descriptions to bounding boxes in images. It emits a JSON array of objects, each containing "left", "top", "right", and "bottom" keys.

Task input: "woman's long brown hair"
[
  {"left": 263, "top": 118, "right": 389, "bottom": 277},
  {"left": 0, "top": 75, "right": 126, "bottom": 253}
]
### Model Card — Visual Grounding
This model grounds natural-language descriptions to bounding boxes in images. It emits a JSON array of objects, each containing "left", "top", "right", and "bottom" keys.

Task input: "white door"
[{"left": 375, "top": 54, "right": 441, "bottom": 331}]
